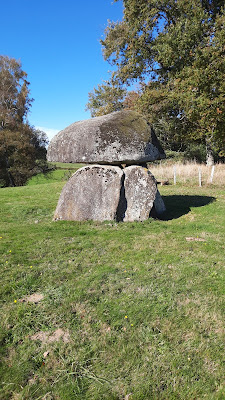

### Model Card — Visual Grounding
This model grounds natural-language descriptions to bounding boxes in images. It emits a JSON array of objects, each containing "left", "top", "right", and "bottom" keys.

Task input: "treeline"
[
  {"left": 0, "top": 56, "right": 52, "bottom": 187},
  {"left": 86, "top": 0, "right": 225, "bottom": 165}
]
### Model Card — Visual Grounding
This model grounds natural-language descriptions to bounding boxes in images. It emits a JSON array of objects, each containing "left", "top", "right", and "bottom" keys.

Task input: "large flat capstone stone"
[
  {"left": 54, "top": 165, "right": 123, "bottom": 221},
  {"left": 54, "top": 164, "right": 165, "bottom": 222},
  {"left": 47, "top": 110, "right": 165, "bottom": 165}
]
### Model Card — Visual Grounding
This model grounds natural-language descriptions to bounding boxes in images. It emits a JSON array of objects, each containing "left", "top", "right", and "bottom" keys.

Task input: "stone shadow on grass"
[{"left": 156, "top": 195, "right": 216, "bottom": 220}]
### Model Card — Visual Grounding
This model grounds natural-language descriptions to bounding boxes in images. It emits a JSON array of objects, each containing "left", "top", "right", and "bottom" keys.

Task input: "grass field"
[
  {"left": 0, "top": 164, "right": 225, "bottom": 399},
  {"left": 27, "top": 163, "right": 85, "bottom": 186}
]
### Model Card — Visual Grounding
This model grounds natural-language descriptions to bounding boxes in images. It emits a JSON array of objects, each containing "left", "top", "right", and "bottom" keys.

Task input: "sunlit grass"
[
  {"left": 27, "top": 163, "right": 85, "bottom": 186},
  {"left": 0, "top": 173, "right": 224, "bottom": 399}
]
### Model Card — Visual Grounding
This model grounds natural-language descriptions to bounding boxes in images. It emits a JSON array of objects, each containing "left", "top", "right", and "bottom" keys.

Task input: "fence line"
[
  {"left": 173, "top": 166, "right": 176, "bottom": 185},
  {"left": 210, "top": 165, "right": 215, "bottom": 183},
  {"left": 198, "top": 168, "right": 202, "bottom": 187},
  {"left": 148, "top": 163, "right": 225, "bottom": 187}
]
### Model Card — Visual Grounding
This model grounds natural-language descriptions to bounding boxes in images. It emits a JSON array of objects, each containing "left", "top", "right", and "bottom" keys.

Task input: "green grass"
[
  {"left": 27, "top": 163, "right": 85, "bottom": 186},
  {"left": 0, "top": 171, "right": 225, "bottom": 399}
]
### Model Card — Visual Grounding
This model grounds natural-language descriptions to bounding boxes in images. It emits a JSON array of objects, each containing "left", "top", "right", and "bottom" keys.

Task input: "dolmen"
[{"left": 47, "top": 110, "right": 166, "bottom": 222}]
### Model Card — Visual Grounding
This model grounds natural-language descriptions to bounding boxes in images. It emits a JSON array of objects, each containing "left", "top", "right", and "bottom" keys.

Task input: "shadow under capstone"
[{"left": 153, "top": 195, "right": 216, "bottom": 220}]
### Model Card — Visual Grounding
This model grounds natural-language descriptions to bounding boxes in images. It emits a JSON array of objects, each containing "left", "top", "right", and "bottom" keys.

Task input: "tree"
[
  {"left": 89, "top": 0, "right": 225, "bottom": 164},
  {"left": 0, "top": 56, "right": 51, "bottom": 187},
  {"left": 0, "top": 125, "right": 49, "bottom": 187},
  {"left": 86, "top": 80, "right": 127, "bottom": 117},
  {"left": 0, "top": 55, "right": 32, "bottom": 129}
]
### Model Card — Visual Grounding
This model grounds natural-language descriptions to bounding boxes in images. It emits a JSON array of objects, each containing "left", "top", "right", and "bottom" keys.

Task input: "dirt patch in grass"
[
  {"left": 99, "top": 323, "right": 111, "bottom": 335},
  {"left": 30, "top": 328, "right": 70, "bottom": 343},
  {"left": 185, "top": 236, "right": 206, "bottom": 242},
  {"left": 20, "top": 293, "right": 44, "bottom": 303}
]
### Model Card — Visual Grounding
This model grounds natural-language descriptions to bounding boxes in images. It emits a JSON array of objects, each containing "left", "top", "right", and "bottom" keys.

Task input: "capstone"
[{"left": 47, "top": 110, "right": 165, "bottom": 165}]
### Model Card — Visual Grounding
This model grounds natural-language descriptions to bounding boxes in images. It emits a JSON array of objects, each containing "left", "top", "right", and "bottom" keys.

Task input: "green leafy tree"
[
  {"left": 89, "top": 0, "right": 225, "bottom": 164},
  {"left": 0, "top": 55, "right": 32, "bottom": 129},
  {"left": 0, "top": 125, "right": 49, "bottom": 187},
  {"left": 0, "top": 56, "right": 52, "bottom": 187},
  {"left": 86, "top": 80, "right": 127, "bottom": 117}
]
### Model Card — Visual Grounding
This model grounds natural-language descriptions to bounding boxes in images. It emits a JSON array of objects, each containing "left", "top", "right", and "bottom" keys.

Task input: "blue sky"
[{"left": 0, "top": 0, "right": 123, "bottom": 140}]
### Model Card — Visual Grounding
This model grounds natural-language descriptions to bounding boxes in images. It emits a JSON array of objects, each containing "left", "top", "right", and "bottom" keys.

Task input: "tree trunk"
[{"left": 206, "top": 137, "right": 214, "bottom": 166}]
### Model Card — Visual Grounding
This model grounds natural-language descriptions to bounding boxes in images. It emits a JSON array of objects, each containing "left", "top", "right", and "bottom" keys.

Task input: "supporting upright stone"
[
  {"left": 153, "top": 190, "right": 166, "bottom": 215},
  {"left": 48, "top": 111, "right": 167, "bottom": 222},
  {"left": 119, "top": 166, "right": 158, "bottom": 222},
  {"left": 54, "top": 165, "right": 123, "bottom": 222}
]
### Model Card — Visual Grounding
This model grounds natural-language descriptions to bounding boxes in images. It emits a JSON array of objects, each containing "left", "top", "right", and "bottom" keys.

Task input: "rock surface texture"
[
  {"left": 54, "top": 165, "right": 165, "bottom": 222},
  {"left": 54, "top": 165, "right": 123, "bottom": 222},
  {"left": 49, "top": 111, "right": 166, "bottom": 222},
  {"left": 122, "top": 166, "right": 157, "bottom": 222},
  {"left": 47, "top": 110, "right": 165, "bottom": 165},
  {"left": 153, "top": 190, "right": 167, "bottom": 215}
]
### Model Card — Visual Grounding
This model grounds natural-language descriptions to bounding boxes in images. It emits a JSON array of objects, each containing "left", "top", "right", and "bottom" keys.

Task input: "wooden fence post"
[
  {"left": 173, "top": 166, "right": 176, "bottom": 185},
  {"left": 210, "top": 165, "right": 215, "bottom": 184},
  {"left": 198, "top": 167, "right": 202, "bottom": 187}
]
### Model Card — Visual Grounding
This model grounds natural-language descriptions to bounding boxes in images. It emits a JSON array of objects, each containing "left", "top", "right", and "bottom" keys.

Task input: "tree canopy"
[
  {"left": 0, "top": 56, "right": 51, "bottom": 187},
  {"left": 87, "top": 0, "right": 225, "bottom": 163},
  {"left": 0, "top": 56, "right": 32, "bottom": 129},
  {"left": 86, "top": 80, "right": 126, "bottom": 117}
]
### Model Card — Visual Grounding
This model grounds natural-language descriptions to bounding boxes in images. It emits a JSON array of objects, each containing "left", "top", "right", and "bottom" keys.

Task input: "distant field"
[
  {"left": 149, "top": 161, "right": 225, "bottom": 187},
  {"left": 0, "top": 168, "right": 224, "bottom": 399},
  {"left": 52, "top": 162, "right": 85, "bottom": 170},
  {"left": 28, "top": 161, "right": 225, "bottom": 188},
  {"left": 27, "top": 163, "right": 85, "bottom": 185}
]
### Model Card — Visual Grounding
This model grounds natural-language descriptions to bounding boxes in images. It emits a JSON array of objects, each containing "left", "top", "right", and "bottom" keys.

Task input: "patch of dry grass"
[{"left": 148, "top": 161, "right": 225, "bottom": 187}]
